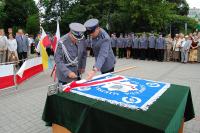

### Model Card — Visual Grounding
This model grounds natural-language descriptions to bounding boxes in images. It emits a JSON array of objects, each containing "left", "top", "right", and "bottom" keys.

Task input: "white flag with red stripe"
[
  {"left": 51, "top": 20, "right": 61, "bottom": 81},
  {"left": 52, "top": 20, "right": 60, "bottom": 52},
  {"left": 16, "top": 57, "right": 43, "bottom": 84},
  {"left": 0, "top": 64, "right": 15, "bottom": 89}
]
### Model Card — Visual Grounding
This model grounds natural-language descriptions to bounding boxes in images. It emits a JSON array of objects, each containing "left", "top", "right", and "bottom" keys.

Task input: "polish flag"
[
  {"left": 0, "top": 64, "right": 15, "bottom": 90},
  {"left": 16, "top": 57, "right": 43, "bottom": 84},
  {"left": 51, "top": 20, "right": 61, "bottom": 81},
  {"left": 52, "top": 20, "right": 60, "bottom": 52}
]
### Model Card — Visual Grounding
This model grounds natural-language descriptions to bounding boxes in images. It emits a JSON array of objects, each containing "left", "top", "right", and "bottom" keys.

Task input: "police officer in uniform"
[
  {"left": 148, "top": 32, "right": 156, "bottom": 60},
  {"left": 155, "top": 33, "right": 165, "bottom": 61},
  {"left": 84, "top": 18, "right": 116, "bottom": 80},
  {"left": 117, "top": 33, "right": 124, "bottom": 58},
  {"left": 139, "top": 33, "right": 148, "bottom": 60},
  {"left": 111, "top": 33, "right": 117, "bottom": 56},
  {"left": 55, "top": 23, "right": 87, "bottom": 84}
]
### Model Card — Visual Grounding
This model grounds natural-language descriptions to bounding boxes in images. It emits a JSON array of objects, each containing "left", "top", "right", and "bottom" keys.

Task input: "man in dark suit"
[{"left": 16, "top": 29, "right": 29, "bottom": 66}]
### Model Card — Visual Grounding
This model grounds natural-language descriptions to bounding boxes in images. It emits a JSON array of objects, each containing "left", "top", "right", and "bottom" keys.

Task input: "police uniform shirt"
[
  {"left": 127, "top": 37, "right": 132, "bottom": 48},
  {"left": 156, "top": 37, "right": 165, "bottom": 49},
  {"left": 111, "top": 37, "right": 117, "bottom": 48},
  {"left": 124, "top": 37, "right": 129, "bottom": 48},
  {"left": 117, "top": 37, "right": 124, "bottom": 48},
  {"left": 91, "top": 28, "right": 115, "bottom": 73},
  {"left": 139, "top": 36, "right": 148, "bottom": 49},
  {"left": 54, "top": 34, "right": 87, "bottom": 83},
  {"left": 132, "top": 37, "right": 139, "bottom": 48},
  {"left": 148, "top": 35, "right": 156, "bottom": 48}
]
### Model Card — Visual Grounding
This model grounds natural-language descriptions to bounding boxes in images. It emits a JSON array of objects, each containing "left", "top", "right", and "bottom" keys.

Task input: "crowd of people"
[
  {"left": 0, "top": 28, "right": 54, "bottom": 67},
  {"left": 86, "top": 32, "right": 200, "bottom": 63},
  {"left": 1, "top": 27, "right": 200, "bottom": 69}
]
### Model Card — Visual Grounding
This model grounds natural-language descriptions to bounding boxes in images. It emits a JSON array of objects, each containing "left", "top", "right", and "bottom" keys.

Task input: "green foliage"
[
  {"left": 169, "top": 14, "right": 198, "bottom": 34},
  {"left": 0, "top": 0, "right": 6, "bottom": 27},
  {"left": 0, "top": 0, "right": 39, "bottom": 35},
  {"left": 40, "top": 0, "right": 197, "bottom": 35},
  {"left": 26, "top": 14, "right": 40, "bottom": 35}
]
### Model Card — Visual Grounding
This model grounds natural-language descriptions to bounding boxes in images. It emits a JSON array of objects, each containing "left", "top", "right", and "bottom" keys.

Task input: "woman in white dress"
[{"left": 7, "top": 34, "right": 19, "bottom": 63}]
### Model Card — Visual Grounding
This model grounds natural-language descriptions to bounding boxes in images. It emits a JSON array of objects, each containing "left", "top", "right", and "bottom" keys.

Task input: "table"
[{"left": 42, "top": 84, "right": 195, "bottom": 133}]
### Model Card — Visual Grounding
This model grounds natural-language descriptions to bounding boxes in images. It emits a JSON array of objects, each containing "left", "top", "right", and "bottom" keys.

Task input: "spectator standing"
[
  {"left": 172, "top": 34, "right": 181, "bottom": 62},
  {"left": 164, "top": 34, "right": 173, "bottom": 61},
  {"left": 7, "top": 34, "right": 18, "bottom": 63},
  {"left": 189, "top": 36, "right": 198, "bottom": 63},
  {"left": 0, "top": 29, "right": 8, "bottom": 63},
  {"left": 16, "top": 29, "right": 29, "bottom": 66},
  {"left": 180, "top": 35, "right": 192, "bottom": 63}
]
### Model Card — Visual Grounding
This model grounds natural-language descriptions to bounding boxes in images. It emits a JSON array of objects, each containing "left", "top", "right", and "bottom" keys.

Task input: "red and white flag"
[
  {"left": 52, "top": 20, "right": 60, "bottom": 52},
  {"left": 16, "top": 57, "right": 43, "bottom": 84},
  {"left": 0, "top": 64, "right": 15, "bottom": 89},
  {"left": 51, "top": 20, "right": 61, "bottom": 81}
]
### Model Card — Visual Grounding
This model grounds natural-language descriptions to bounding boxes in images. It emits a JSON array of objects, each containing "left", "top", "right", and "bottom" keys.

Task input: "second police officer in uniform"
[
  {"left": 84, "top": 18, "right": 116, "bottom": 80},
  {"left": 55, "top": 23, "right": 87, "bottom": 85}
]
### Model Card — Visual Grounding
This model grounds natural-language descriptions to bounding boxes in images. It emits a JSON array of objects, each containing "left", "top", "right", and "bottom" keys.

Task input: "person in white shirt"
[
  {"left": 0, "top": 29, "right": 8, "bottom": 63},
  {"left": 7, "top": 34, "right": 19, "bottom": 62},
  {"left": 180, "top": 35, "right": 192, "bottom": 63},
  {"left": 173, "top": 33, "right": 185, "bottom": 62}
]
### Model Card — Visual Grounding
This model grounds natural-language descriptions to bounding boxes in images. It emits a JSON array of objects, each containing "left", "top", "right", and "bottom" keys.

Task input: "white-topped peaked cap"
[
  {"left": 69, "top": 23, "right": 86, "bottom": 40},
  {"left": 84, "top": 18, "right": 99, "bottom": 31}
]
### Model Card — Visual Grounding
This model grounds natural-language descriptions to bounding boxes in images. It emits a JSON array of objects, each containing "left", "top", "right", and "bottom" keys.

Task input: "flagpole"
[{"left": 111, "top": 66, "right": 137, "bottom": 74}]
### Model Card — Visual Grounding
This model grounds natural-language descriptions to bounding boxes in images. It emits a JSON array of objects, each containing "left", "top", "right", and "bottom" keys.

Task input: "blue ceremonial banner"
[{"left": 64, "top": 74, "right": 170, "bottom": 111}]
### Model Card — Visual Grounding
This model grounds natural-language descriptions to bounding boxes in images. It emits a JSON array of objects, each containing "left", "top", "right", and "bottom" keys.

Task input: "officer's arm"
[
  {"left": 94, "top": 38, "right": 110, "bottom": 70},
  {"left": 54, "top": 43, "right": 71, "bottom": 78}
]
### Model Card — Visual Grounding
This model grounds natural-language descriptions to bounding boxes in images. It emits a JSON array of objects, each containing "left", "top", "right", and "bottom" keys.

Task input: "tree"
[
  {"left": 167, "top": 0, "right": 189, "bottom": 15},
  {"left": 26, "top": 14, "right": 40, "bottom": 35},
  {"left": 2, "top": 0, "right": 39, "bottom": 34},
  {"left": 0, "top": 0, "right": 6, "bottom": 27},
  {"left": 39, "top": 0, "right": 195, "bottom": 35}
]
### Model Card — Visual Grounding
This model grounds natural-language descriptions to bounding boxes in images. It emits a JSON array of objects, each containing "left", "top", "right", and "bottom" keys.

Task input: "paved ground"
[{"left": 0, "top": 57, "right": 200, "bottom": 133}]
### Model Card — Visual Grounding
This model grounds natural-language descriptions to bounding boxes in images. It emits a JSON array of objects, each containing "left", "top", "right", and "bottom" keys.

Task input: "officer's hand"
[
  {"left": 86, "top": 70, "right": 96, "bottom": 81},
  {"left": 68, "top": 72, "right": 77, "bottom": 79}
]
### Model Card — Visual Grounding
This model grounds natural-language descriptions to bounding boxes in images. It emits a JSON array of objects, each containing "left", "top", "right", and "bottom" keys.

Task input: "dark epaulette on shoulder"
[{"left": 101, "top": 33, "right": 105, "bottom": 39}]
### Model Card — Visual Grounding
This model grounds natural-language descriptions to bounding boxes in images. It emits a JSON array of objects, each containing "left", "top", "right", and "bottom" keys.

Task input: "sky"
[
  {"left": 34, "top": 0, "right": 39, "bottom": 4},
  {"left": 186, "top": 0, "right": 200, "bottom": 8},
  {"left": 33, "top": 0, "right": 200, "bottom": 9}
]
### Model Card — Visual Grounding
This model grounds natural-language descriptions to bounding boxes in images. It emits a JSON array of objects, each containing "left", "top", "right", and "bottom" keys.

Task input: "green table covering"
[{"left": 42, "top": 84, "right": 195, "bottom": 133}]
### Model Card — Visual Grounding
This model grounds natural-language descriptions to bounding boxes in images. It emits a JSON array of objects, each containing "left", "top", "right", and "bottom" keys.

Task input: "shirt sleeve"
[{"left": 94, "top": 38, "right": 110, "bottom": 70}]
